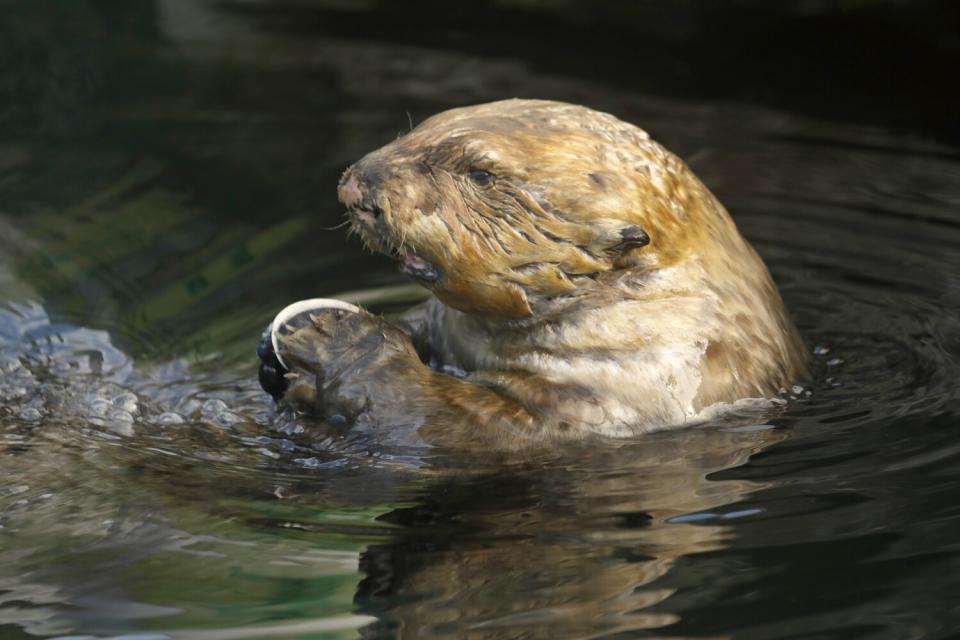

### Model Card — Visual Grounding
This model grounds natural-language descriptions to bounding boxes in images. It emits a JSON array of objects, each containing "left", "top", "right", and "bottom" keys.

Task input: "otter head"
[{"left": 339, "top": 99, "right": 719, "bottom": 318}]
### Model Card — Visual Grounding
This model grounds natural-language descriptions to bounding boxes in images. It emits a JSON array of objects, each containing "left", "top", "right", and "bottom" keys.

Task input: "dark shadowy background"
[{"left": 3, "top": 0, "right": 960, "bottom": 141}]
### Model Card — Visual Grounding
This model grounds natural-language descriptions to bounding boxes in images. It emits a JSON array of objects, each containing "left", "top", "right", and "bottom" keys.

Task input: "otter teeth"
[{"left": 348, "top": 206, "right": 440, "bottom": 283}]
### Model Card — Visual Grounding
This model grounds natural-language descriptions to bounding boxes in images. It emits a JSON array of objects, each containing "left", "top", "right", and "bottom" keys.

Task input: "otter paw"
[
  {"left": 270, "top": 298, "right": 370, "bottom": 370},
  {"left": 259, "top": 298, "right": 428, "bottom": 424},
  {"left": 258, "top": 299, "right": 363, "bottom": 402}
]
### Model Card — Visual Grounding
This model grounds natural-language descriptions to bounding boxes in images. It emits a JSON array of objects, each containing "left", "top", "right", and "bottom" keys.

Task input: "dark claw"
[{"left": 257, "top": 323, "right": 288, "bottom": 400}]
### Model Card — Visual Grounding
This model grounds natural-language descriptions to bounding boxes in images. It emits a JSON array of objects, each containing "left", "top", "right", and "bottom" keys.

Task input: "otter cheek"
[
  {"left": 391, "top": 206, "right": 454, "bottom": 282},
  {"left": 352, "top": 208, "right": 377, "bottom": 229}
]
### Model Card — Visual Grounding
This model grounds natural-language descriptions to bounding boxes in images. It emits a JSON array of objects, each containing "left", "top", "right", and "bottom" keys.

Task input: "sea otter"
[{"left": 258, "top": 99, "right": 806, "bottom": 447}]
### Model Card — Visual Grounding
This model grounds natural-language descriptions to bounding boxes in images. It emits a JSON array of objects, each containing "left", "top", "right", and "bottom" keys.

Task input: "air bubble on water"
[
  {"left": 157, "top": 412, "right": 185, "bottom": 425},
  {"left": 106, "top": 409, "right": 135, "bottom": 436},
  {"left": 275, "top": 414, "right": 305, "bottom": 435},
  {"left": 3, "top": 386, "right": 28, "bottom": 401},
  {"left": 201, "top": 398, "right": 229, "bottom": 414},
  {"left": 19, "top": 407, "right": 41, "bottom": 421},
  {"left": 791, "top": 385, "right": 804, "bottom": 395},
  {"left": 826, "top": 357, "right": 843, "bottom": 366},
  {"left": 108, "top": 409, "right": 134, "bottom": 422},
  {"left": 257, "top": 447, "right": 280, "bottom": 459},
  {"left": 215, "top": 413, "right": 241, "bottom": 427},
  {"left": 88, "top": 398, "right": 111, "bottom": 418},
  {"left": 201, "top": 398, "right": 241, "bottom": 427},
  {"left": 173, "top": 397, "right": 201, "bottom": 416},
  {"left": 112, "top": 392, "right": 139, "bottom": 414},
  {"left": 812, "top": 345, "right": 830, "bottom": 356}
]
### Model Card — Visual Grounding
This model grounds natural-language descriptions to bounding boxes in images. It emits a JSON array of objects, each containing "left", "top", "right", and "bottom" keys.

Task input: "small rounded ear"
[
  {"left": 579, "top": 220, "right": 649, "bottom": 255},
  {"left": 607, "top": 225, "right": 651, "bottom": 269},
  {"left": 612, "top": 225, "right": 650, "bottom": 251}
]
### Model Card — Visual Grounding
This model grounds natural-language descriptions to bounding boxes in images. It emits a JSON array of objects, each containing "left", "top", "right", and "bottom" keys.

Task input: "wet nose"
[{"left": 338, "top": 174, "right": 363, "bottom": 208}]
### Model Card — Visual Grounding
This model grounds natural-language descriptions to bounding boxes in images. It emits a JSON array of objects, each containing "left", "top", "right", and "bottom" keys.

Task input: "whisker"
[{"left": 321, "top": 219, "right": 353, "bottom": 231}]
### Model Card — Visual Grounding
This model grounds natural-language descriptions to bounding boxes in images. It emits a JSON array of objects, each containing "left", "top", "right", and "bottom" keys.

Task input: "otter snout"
[
  {"left": 338, "top": 162, "right": 383, "bottom": 215},
  {"left": 338, "top": 174, "right": 364, "bottom": 209},
  {"left": 338, "top": 160, "right": 389, "bottom": 210},
  {"left": 339, "top": 166, "right": 384, "bottom": 232},
  {"left": 339, "top": 161, "right": 444, "bottom": 286}
]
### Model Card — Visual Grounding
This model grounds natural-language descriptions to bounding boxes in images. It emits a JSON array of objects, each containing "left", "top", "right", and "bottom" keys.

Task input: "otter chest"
[{"left": 439, "top": 302, "right": 716, "bottom": 432}]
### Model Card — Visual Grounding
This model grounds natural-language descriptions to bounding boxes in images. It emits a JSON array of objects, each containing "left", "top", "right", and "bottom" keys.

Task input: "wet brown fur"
[{"left": 277, "top": 100, "right": 807, "bottom": 447}]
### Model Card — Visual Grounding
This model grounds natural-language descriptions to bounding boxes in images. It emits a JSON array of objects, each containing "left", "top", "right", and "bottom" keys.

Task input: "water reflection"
[{"left": 354, "top": 430, "right": 777, "bottom": 638}]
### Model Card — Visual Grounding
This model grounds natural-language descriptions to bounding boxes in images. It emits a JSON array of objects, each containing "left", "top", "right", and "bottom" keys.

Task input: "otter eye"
[{"left": 468, "top": 169, "right": 494, "bottom": 186}]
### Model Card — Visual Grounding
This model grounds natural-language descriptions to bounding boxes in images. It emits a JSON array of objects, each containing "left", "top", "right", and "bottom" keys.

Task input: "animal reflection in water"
[{"left": 350, "top": 428, "right": 776, "bottom": 638}]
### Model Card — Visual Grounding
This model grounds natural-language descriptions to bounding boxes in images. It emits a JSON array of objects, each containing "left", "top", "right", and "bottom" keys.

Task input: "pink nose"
[{"left": 338, "top": 174, "right": 363, "bottom": 208}]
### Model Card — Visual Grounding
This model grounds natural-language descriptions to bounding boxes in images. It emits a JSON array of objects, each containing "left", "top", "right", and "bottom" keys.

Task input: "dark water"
[{"left": 2, "top": 2, "right": 960, "bottom": 639}]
